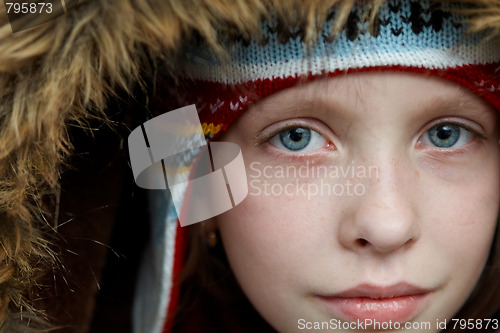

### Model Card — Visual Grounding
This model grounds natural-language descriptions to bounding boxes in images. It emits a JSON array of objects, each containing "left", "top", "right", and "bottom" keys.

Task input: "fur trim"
[
  {"left": 0, "top": 0, "right": 498, "bottom": 330},
  {"left": 456, "top": 0, "right": 500, "bottom": 38}
]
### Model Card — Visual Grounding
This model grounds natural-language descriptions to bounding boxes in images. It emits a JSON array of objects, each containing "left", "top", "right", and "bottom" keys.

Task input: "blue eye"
[
  {"left": 421, "top": 123, "right": 474, "bottom": 148},
  {"left": 279, "top": 128, "right": 311, "bottom": 151},
  {"left": 270, "top": 127, "right": 327, "bottom": 152}
]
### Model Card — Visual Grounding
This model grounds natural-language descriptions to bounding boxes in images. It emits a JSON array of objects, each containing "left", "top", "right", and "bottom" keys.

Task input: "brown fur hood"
[{"left": 0, "top": 0, "right": 499, "bottom": 331}]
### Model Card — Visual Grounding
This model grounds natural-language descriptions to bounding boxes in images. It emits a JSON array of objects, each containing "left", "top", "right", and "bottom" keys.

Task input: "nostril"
[
  {"left": 356, "top": 238, "right": 368, "bottom": 247},
  {"left": 404, "top": 237, "right": 414, "bottom": 247}
]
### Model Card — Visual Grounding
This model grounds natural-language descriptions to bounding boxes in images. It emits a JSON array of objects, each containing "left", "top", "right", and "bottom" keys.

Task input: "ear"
[
  {"left": 202, "top": 218, "right": 219, "bottom": 248},
  {"left": 201, "top": 217, "right": 219, "bottom": 235}
]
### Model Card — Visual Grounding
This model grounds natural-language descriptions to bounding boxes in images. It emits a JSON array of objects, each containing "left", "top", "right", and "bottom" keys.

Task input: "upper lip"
[{"left": 322, "top": 282, "right": 431, "bottom": 299}]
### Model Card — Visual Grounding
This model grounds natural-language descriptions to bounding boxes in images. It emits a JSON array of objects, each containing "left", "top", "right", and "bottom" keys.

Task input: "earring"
[{"left": 206, "top": 230, "right": 218, "bottom": 248}]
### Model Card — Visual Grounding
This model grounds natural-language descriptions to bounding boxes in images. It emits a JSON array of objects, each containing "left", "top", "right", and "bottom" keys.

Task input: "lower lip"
[{"left": 318, "top": 293, "right": 430, "bottom": 323}]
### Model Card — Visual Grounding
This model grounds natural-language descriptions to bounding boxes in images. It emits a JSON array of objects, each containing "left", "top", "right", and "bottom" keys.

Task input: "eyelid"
[{"left": 256, "top": 118, "right": 335, "bottom": 146}]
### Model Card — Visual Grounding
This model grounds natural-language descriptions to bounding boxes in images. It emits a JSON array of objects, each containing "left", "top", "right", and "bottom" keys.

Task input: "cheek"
[
  {"left": 216, "top": 192, "right": 325, "bottom": 325},
  {"left": 419, "top": 145, "right": 500, "bottom": 304},
  {"left": 217, "top": 193, "right": 314, "bottom": 284},
  {"left": 426, "top": 183, "right": 498, "bottom": 286},
  {"left": 423, "top": 148, "right": 500, "bottom": 253}
]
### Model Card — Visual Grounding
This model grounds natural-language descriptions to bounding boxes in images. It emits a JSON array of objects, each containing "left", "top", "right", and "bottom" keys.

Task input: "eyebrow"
[
  {"left": 248, "top": 80, "right": 500, "bottom": 143},
  {"left": 253, "top": 88, "right": 497, "bottom": 121},
  {"left": 252, "top": 96, "right": 341, "bottom": 122},
  {"left": 419, "top": 93, "right": 497, "bottom": 126}
]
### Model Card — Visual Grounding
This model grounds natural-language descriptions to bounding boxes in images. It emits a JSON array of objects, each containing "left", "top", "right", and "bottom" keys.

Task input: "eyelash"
[
  {"left": 260, "top": 121, "right": 334, "bottom": 153},
  {"left": 417, "top": 119, "right": 486, "bottom": 150}
]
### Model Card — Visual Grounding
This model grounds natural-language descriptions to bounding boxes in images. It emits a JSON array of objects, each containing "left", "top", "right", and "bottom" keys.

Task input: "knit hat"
[{"left": 132, "top": 1, "right": 500, "bottom": 332}]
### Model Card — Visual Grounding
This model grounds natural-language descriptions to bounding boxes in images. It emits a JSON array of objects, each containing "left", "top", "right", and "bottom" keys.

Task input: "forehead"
[{"left": 247, "top": 72, "right": 496, "bottom": 125}]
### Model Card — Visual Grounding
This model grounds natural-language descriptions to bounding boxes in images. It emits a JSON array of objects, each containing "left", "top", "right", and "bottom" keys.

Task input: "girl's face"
[{"left": 213, "top": 72, "right": 500, "bottom": 332}]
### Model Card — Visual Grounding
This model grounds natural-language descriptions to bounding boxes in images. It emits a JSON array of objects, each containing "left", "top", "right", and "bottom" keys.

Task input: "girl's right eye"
[{"left": 269, "top": 127, "right": 328, "bottom": 152}]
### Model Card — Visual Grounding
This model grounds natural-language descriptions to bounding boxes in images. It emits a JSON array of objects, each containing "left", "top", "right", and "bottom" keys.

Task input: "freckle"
[{"left": 414, "top": 170, "right": 419, "bottom": 177}]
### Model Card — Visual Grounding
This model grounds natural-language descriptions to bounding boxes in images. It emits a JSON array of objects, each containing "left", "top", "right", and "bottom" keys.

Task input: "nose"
[{"left": 339, "top": 157, "right": 421, "bottom": 254}]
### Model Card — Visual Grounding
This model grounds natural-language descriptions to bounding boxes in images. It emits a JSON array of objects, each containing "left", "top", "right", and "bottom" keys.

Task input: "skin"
[{"left": 208, "top": 72, "right": 500, "bottom": 332}]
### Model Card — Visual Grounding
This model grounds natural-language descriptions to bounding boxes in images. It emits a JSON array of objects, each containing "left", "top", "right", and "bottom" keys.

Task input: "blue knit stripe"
[{"left": 184, "top": 1, "right": 500, "bottom": 84}]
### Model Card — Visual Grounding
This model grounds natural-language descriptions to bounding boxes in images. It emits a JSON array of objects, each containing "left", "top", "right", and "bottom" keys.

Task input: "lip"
[{"left": 317, "top": 283, "right": 432, "bottom": 324}]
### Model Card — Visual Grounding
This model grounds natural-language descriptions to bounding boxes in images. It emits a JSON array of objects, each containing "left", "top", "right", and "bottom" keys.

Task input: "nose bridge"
[{"left": 340, "top": 150, "right": 420, "bottom": 253}]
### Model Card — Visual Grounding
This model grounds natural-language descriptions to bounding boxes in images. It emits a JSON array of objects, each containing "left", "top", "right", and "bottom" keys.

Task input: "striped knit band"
[{"left": 178, "top": 0, "right": 500, "bottom": 139}]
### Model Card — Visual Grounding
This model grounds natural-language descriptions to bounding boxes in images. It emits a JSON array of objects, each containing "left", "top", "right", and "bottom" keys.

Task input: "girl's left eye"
[
  {"left": 419, "top": 123, "right": 474, "bottom": 148},
  {"left": 269, "top": 127, "right": 327, "bottom": 152}
]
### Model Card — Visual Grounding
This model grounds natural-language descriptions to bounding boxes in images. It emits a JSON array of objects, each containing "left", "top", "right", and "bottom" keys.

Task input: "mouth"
[{"left": 317, "top": 283, "right": 432, "bottom": 324}]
